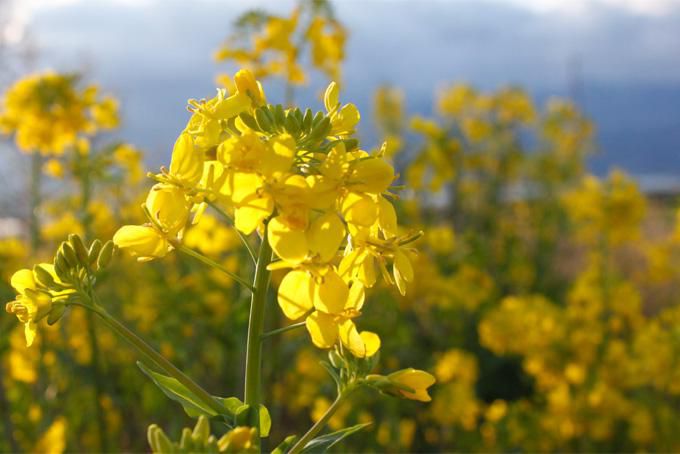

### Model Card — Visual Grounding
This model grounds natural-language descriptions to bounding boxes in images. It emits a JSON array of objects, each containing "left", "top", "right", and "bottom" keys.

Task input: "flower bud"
[
  {"left": 87, "top": 239, "right": 102, "bottom": 265},
  {"left": 69, "top": 234, "right": 89, "bottom": 264}
]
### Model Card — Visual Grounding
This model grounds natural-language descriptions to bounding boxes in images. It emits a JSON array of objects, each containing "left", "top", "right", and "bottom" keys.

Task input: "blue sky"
[{"left": 6, "top": 0, "right": 680, "bottom": 176}]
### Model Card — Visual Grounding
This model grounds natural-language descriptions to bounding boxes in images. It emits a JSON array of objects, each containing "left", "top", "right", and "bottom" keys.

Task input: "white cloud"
[{"left": 498, "top": 0, "right": 679, "bottom": 16}]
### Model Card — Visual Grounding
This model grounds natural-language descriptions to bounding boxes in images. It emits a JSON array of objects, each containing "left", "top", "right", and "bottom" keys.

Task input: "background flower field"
[{"left": 1, "top": 0, "right": 680, "bottom": 452}]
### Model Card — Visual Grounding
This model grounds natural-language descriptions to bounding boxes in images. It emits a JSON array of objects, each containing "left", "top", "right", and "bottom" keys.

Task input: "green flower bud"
[
  {"left": 88, "top": 239, "right": 103, "bottom": 265},
  {"left": 69, "top": 234, "right": 89, "bottom": 264},
  {"left": 97, "top": 240, "right": 115, "bottom": 269},
  {"left": 60, "top": 242, "right": 78, "bottom": 268},
  {"left": 33, "top": 265, "right": 55, "bottom": 288},
  {"left": 192, "top": 415, "right": 210, "bottom": 443}
]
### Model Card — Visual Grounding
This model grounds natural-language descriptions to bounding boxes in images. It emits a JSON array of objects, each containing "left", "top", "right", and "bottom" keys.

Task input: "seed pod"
[
  {"left": 302, "top": 108, "right": 313, "bottom": 131},
  {"left": 328, "top": 349, "right": 344, "bottom": 369},
  {"left": 47, "top": 303, "right": 66, "bottom": 326},
  {"left": 192, "top": 415, "right": 210, "bottom": 443},
  {"left": 33, "top": 265, "right": 55, "bottom": 288},
  {"left": 179, "top": 427, "right": 193, "bottom": 450},
  {"left": 310, "top": 116, "right": 331, "bottom": 140},
  {"left": 69, "top": 234, "right": 89, "bottom": 264},
  {"left": 54, "top": 253, "right": 71, "bottom": 282},
  {"left": 284, "top": 112, "right": 300, "bottom": 135},
  {"left": 273, "top": 104, "right": 286, "bottom": 129},
  {"left": 60, "top": 242, "right": 78, "bottom": 268},
  {"left": 97, "top": 240, "right": 115, "bottom": 269},
  {"left": 239, "top": 113, "right": 260, "bottom": 131},
  {"left": 255, "top": 107, "right": 273, "bottom": 133},
  {"left": 88, "top": 239, "right": 103, "bottom": 265}
]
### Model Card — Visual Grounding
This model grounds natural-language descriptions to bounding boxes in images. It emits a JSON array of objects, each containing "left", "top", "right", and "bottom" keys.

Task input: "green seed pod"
[
  {"left": 54, "top": 253, "right": 71, "bottom": 282},
  {"left": 33, "top": 265, "right": 55, "bottom": 288},
  {"left": 97, "top": 240, "right": 115, "bottom": 269},
  {"left": 179, "top": 427, "right": 193, "bottom": 450},
  {"left": 255, "top": 107, "right": 273, "bottom": 133},
  {"left": 147, "top": 425, "right": 161, "bottom": 452},
  {"left": 239, "top": 113, "right": 260, "bottom": 131},
  {"left": 47, "top": 303, "right": 66, "bottom": 326},
  {"left": 273, "top": 104, "right": 286, "bottom": 129},
  {"left": 88, "top": 239, "right": 103, "bottom": 265},
  {"left": 192, "top": 415, "right": 210, "bottom": 443},
  {"left": 154, "top": 428, "right": 174, "bottom": 453},
  {"left": 302, "top": 108, "right": 313, "bottom": 131},
  {"left": 328, "top": 349, "right": 344, "bottom": 369},
  {"left": 310, "top": 116, "right": 331, "bottom": 140},
  {"left": 69, "top": 234, "right": 89, "bottom": 264},
  {"left": 284, "top": 112, "right": 300, "bottom": 135},
  {"left": 60, "top": 242, "right": 78, "bottom": 268}
]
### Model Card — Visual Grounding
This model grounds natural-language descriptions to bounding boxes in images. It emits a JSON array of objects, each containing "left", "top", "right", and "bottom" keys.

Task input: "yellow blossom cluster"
[
  {"left": 113, "top": 69, "right": 419, "bottom": 360},
  {"left": 0, "top": 71, "right": 119, "bottom": 155},
  {"left": 214, "top": 0, "right": 346, "bottom": 87}
]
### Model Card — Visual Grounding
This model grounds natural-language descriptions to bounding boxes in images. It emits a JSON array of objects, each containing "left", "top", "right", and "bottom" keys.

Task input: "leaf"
[
  {"left": 137, "top": 361, "right": 220, "bottom": 418},
  {"left": 259, "top": 404, "right": 272, "bottom": 438},
  {"left": 272, "top": 435, "right": 298, "bottom": 454},
  {"left": 299, "top": 423, "right": 372, "bottom": 453}
]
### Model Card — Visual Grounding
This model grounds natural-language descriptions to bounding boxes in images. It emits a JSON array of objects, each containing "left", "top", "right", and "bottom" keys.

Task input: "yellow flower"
[
  {"left": 387, "top": 369, "right": 436, "bottom": 402},
  {"left": 113, "top": 225, "right": 170, "bottom": 261},
  {"left": 5, "top": 267, "right": 55, "bottom": 346}
]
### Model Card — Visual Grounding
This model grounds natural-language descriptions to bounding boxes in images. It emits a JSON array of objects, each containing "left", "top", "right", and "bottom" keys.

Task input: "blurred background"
[{"left": 1, "top": 0, "right": 680, "bottom": 452}]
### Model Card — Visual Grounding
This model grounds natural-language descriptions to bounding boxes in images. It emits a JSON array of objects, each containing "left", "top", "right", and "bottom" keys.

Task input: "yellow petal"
[
  {"left": 305, "top": 311, "right": 338, "bottom": 349},
  {"left": 145, "top": 184, "right": 191, "bottom": 235},
  {"left": 113, "top": 225, "right": 169, "bottom": 260},
  {"left": 388, "top": 369, "right": 436, "bottom": 402},
  {"left": 312, "top": 269, "right": 348, "bottom": 315},
  {"left": 11, "top": 269, "right": 35, "bottom": 295},
  {"left": 234, "top": 193, "right": 274, "bottom": 235},
  {"left": 393, "top": 250, "right": 414, "bottom": 296},
  {"left": 341, "top": 192, "right": 378, "bottom": 227},
  {"left": 339, "top": 319, "right": 366, "bottom": 357},
  {"left": 308, "top": 212, "right": 345, "bottom": 262},
  {"left": 169, "top": 132, "right": 203, "bottom": 186},
  {"left": 24, "top": 321, "right": 37, "bottom": 347},
  {"left": 277, "top": 270, "right": 314, "bottom": 320},
  {"left": 349, "top": 158, "right": 395, "bottom": 194},
  {"left": 378, "top": 196, "right": 398, "bottom": 238},
  {"left": 360, "top": 331, "right": 381, "bottom": 357},
  {"left": 268, "top": 216, "right": 308, "bottom": 263},
  {"left": 346, "top": 281, "right": 365, "bottom": 311},
  {"left": 262, "top": 134, "right": 295, "bottom": 177}
]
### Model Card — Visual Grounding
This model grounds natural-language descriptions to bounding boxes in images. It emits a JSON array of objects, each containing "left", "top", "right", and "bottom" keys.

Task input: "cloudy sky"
[{"left": 4, "top": 0, "right": 680, "bottom": 176}]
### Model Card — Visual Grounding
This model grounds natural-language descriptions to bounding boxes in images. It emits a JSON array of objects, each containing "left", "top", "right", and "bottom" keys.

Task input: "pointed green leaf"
[{"left": 299, "top": 423, "right": 372, "bottom": 453}]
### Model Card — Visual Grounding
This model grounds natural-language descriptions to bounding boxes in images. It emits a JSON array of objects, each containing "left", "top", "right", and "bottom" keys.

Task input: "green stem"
[
  {"left": 80, "top": 302, "right": 226, "bottom": 416},
  {"left": 207, "top": 201, "right": 257, "bottom": 264},
  {"left": 260, "top": 321, "right": 306, "bottom": 340},
  {"left": 77, "top": 148, "right": 108, "bottom": 452},
  {"left": 29, "top": 152, "right": 42, "bottom": 252},
  {"left": 177, "top": 244, "right": 255, "bottom": 291},
  {"left": 244, "top": 228, "right": 273, "bottom": 447},
  {"left": 288, "top": 392, "right": 351, "bottom": 454}
]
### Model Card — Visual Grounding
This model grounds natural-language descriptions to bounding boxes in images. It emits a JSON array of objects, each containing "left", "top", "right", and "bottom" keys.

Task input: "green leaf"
[
  {"left": 299, "top": 423, "right": 372, "bottom": 453},
  {"left": 137, "top": 361, "right": 219, "bottom": 418},
  {"left": 259, "top": 404, "right": 272, "bottom": 438},
  {"left": 272, "top": 435, "right": 298, "bottom": 454}
]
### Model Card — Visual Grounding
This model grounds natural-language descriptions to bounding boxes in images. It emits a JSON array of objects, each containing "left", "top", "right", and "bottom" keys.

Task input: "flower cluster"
[
  {"left": 214, "top": 0, "right": 346, "bottom": 86},
  {"left": 113, "top": 70, "right": 420, "bottom": 360},
  {"left": 0, "top": 71, "right": 119, "bottom": 154}
]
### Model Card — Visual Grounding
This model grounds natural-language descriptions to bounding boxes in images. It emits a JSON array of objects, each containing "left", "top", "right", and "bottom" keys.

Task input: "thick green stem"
[
  {"left": 244, "top": 229, "right": 273, "bottom": 445},
  {"left": 84, "top": 303, "right": 226, "bottom": 416},
  {"left": 177, "top": 244, "right": 255, "bottom": 291},
  {"left": 0, "top": 362, "right": 19, "bottom": 452},
  {"left": 288, "top": 392, "right": 350, "bottom": 454}
]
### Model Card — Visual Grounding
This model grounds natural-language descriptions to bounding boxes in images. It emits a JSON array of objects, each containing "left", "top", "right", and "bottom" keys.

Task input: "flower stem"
[
  {"left": 177, "top": 244, "right": 255, "bottom": 291},
  {"left": 244, "top": 228, "right": 273, "bottom": 448},
  {"left": 80, "top": 302, "right": 226, "bottom": 416},
  {"left": 260, "top": 321, "right": 306, "bottom": 340},
  {"left": 288, "top": 391, "right": 351, "bottom": 454},
  {"left": 29, "top": 152, "right": 42, "bottom": 252},
  {"left": 207, "top": 201, "right": 257, "bottom": 264}
]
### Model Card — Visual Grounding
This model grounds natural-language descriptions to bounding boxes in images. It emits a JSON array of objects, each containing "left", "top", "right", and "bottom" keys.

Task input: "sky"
[{"left": 3, "top": 0, "right": 680, "bottom": 179}]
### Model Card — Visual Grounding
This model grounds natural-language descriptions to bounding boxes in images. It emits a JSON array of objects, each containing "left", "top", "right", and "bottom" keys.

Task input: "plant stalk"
[
  {"left": 288, "top": 392, "right": 350, "bottom": 454},
  {"left": 244, "top": 228, "right": 273, "bottom": 447},
  {"left": 81, "top": 303, "right": 226, "bottom": 416}
]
